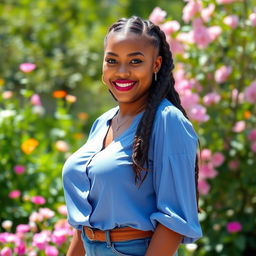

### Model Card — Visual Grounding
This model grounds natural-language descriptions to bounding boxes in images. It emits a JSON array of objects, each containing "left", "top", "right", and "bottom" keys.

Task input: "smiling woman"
[
  {"left": 102, "top": 32, "right": 162, "bottom": 109},
  {"left": 62, "top": 16, "right": 202, "bottom": 256}
]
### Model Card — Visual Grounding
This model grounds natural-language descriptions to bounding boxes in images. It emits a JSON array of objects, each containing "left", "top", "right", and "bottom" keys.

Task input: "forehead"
[{"left": 104, "top": 32, "right": 156, "bottom": 54}]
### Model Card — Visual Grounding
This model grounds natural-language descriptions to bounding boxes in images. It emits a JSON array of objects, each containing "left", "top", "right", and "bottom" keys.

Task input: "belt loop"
[{"left": 105, "top": 230, "right": 111, "bottom": 248}]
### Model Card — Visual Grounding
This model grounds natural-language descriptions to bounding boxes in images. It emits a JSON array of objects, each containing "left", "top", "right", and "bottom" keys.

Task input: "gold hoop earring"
[
  {"left": 154, "top": 72, "right": 157, "bottom": 82},
  {"left": 102, "top": 75, "right": 106, "bottom": 85}
]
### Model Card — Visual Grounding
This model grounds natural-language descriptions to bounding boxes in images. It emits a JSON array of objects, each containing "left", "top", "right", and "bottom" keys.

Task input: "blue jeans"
[{"left": 81, "top": 228, "right": 151, "bottom": 256}]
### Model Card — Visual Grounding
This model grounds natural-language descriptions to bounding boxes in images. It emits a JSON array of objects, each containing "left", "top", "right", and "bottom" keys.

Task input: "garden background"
[{"left": 0, "top": 0, "right": 256, "bottom": 255}]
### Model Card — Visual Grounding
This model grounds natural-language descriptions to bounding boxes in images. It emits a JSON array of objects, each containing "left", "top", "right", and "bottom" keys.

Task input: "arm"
[
  {"left": 145, "top": 223, "right": 183, "bottom": 256},
  {"left": 67, "top": 229, "right": 86, "bottom": 256}
]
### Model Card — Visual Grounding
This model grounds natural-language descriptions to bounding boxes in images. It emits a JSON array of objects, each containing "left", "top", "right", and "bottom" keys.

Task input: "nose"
[{"left": 116, "top": 64, "right": 130, "bottom": 77}]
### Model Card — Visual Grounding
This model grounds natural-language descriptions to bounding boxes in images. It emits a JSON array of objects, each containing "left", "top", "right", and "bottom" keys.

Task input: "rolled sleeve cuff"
[{"left": 150, "top": 212, "right": 202, "bottom": 244}]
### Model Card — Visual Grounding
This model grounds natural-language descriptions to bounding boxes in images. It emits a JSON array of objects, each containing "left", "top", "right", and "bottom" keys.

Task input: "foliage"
[{"left": 148, "top": 0, "right": 256, "bottom": 255}]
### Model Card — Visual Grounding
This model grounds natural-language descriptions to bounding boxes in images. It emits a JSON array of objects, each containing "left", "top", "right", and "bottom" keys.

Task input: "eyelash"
[{"left": 105, "top": 58, "right": 143, "bottom": 65}]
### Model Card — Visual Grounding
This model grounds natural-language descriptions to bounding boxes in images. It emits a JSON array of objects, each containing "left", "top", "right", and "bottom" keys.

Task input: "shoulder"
[
  {"left": 152, "top": 99, "right": 198, "bottom": 154},
  {"left": 89, "top": 106, "right": 118, "bottom": 137},
  {"left": 95, "top": 106, "right": 118, "bottom": 124}
]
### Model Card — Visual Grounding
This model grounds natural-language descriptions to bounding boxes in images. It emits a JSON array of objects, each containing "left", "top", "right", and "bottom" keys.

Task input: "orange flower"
[
  {"left": 243, "top": 111, "right": 251, "bottom": 120},
  {"left": 53, "top": 90, "right": 67, "bottom": 98},
  {"left": 73, "top": 133, "right": 84, "bottom": 140},
  {"left": 21, "top": 138, "right": 39, "bottom": 154},
  {"left": 0, "top": 78, "right": 4, "bottom": 86},
  {"left": 77, "top": 112, "right": 88, "bottom": 121}
]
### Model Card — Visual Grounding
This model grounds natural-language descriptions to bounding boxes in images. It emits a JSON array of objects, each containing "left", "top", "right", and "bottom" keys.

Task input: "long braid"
[{"left": 106, "top": 16, "right": 200, "bottom": 211}]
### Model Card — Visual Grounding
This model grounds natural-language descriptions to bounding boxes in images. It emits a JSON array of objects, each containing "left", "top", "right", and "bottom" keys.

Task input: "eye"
[
  {"left": 130, "top": 59, "right": 142, "bottom": 64},
  {"left": 105, "top": 58, "right": 117, "bottom": 64}
]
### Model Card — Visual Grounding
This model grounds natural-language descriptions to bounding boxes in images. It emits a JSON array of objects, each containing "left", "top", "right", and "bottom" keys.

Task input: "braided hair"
[{"left": 105, "top": 16, "right": 200, "bottom": 211}]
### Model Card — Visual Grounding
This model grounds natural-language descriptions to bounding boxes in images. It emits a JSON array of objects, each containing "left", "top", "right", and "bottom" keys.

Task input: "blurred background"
[{"left": 1, "top": 0, "right": 256, "bottom": 255}]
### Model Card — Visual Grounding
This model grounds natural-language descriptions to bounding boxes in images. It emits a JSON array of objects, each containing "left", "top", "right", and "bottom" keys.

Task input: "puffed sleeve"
[{"left": 150, "top": 103, "right": 202, "bottom": 243}]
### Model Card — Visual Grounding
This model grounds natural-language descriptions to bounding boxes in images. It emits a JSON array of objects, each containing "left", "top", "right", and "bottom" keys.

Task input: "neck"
[{"left": 117, "top": 95, "right": 148, "bottom": 117}]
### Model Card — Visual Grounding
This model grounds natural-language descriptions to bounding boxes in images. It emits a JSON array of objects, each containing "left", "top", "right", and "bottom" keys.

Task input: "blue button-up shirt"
[{"left": 62, "top": 99, "right": 202, "bottom": 244}]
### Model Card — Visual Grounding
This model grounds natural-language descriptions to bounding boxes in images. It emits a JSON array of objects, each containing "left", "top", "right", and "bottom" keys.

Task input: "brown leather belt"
[{"left": 84, "top": 226, "right": 153, "bottom": 242}]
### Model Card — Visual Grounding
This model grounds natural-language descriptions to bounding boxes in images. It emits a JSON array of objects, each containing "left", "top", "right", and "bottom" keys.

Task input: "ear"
[{"left": 153, "top": 56, "right": 162, "bottom": 73}]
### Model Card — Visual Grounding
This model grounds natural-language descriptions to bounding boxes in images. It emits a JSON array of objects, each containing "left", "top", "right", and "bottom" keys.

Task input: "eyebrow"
[{"left": 106, "top": 51, "right": 144, "bottom": 57}]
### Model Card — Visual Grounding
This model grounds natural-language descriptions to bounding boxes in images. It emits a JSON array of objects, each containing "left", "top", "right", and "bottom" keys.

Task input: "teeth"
[{"left": 115, "top": 82, "right": 135, "bottom": 87}]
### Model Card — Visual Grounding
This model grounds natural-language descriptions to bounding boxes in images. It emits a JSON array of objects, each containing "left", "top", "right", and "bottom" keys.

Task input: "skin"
[{"left": 66, "top": 32, "right": 183, "bottom": 255}]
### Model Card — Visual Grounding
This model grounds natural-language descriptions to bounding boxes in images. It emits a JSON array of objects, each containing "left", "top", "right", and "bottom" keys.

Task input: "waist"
[{"left": 83, "top": 226, "right": 153, "bottom": 242}]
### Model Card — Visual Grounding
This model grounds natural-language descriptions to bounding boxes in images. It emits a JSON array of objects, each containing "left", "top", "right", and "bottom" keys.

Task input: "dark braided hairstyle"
[{"left": 105, "top": 16, "right": 200, "bottom": 211}]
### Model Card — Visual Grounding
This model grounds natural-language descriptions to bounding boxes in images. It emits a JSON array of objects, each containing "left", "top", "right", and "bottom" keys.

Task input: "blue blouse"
[{"left": 62, "top": 99, "right": 202, "bottom": 244}]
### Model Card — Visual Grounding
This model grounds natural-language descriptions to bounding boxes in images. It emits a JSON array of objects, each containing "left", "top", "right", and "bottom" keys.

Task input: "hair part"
[{"left": 106, "top": 16, "right": 200, "bottom": 212}]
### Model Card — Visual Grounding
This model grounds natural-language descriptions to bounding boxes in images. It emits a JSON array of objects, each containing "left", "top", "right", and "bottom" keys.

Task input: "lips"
[{"left": 112, "top": 80, "right": 137, "bottom": 91}]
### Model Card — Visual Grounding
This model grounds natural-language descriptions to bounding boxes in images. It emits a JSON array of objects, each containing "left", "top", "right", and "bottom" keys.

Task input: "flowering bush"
[
  {"left": 1, "top": 0, "right": 255, "bottom": 255},
  {"left": 0, "top": 63, "right": 89, "bottom": 227},
  {"left": 149, "top": 1, "right": 256, "bottom": 255},
  {"left": 0, "top": 206, "right": 73, "bottom": 256}
]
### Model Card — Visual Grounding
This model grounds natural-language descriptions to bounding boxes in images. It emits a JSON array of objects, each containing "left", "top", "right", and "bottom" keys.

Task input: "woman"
[{"left": 62, "top": 16, "right": 202, "bottom": 256}]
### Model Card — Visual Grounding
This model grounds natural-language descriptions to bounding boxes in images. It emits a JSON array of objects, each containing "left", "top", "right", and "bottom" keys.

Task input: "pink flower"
[
  {"left": 2, "top": 91, "right": 13, "bottom": 99},
  {"left": 14, "top": 241, "right": 26, "bottom": 255},
  {"left": 249, "top": 13, "right": 256, "bottom": 27},
  {"left": 175, "top": 79, "right": 194, "bottom": 93},
  {"left": 55, "top": 140, "right": 69, "bottom": 152},
  {"left": 244, "top": 80, "right": 256, "bottom": 103},
  {"left": 39, "top": 208, "right": 55, "bottom": 219},
  {"left": 228, "top": 160, "right": 240, "bottom": 170},
  {"left": 201, "top": 149, "right": 212, "bottom": 161},
  {"left": 19, "top": 63, "right": 36, "bottom": 73},
  {"left": 251, "top": 142, "right": 256, "bottom": 153},
  {"left": 51, "top": 229, "right": 67, "bottom": 246},
  {"left": 29, "top": 212, "right": 44, "bottom": 222},
  {"left": 200, "top": 164, "right": 218, "bottom": 179},
  {"left": 0, "top": 233, "right": 17, "bottom": 243},
  {"left": 16, "top": 224, "right": 30, "bottom": 234},
  {"left": 13, "top": 165, "right": 25, "bottom": 175},
  {"left": 231, "top": 88, "right": 244, "bottom": 103},
  {"left": 247, "top": 129, "right": 256, "bottom": 141},
  {"left": 217, "top": 0, "right": 238, "bottom": 4},
  {"left": 30, "top": 94, "right": 42, "bottom": 106},
  {"left": 208, "top": 26, "right": 222, "bottom": 41},
  {"left": 149, "top": 7, "right": 167, "bottom": 25},
  {"left": 0, "top": 247, "right": 12, "bottom": 256},
  {"left": 160, "top": 20, "right": 180, "bottom": 35},
  {"left": 198, "top": 179, "right": 210, "bottom": 195},
  {"left": 182, "top": 0, "right": 202, "bottom": 23},
  {"left": 189, "top": 104, "right": 209, "bottom": 123},
  {"left": 214, "top": 65, "right": 232, "bottom": 83},
  {"left": 201, "top": 4, "right": 215, "bottom": 22},
  {"left": 223, "top": 15, "right": 239, "bottom": 29},
  {"left": 32, "top": 231, "right": 51, "bottom": 250},
  {"left": 31, "top": 196, "right": 46, "bottom": 205},
  {"left": 232, "top": 121, "right": 246, "bottom": 133},
  {"left": 45, "top": 246, "right": 58, "bottom": 256},
  {"left": 57, "top": 205, "right": 67, "bottom": 216},
  {"left": 180, "top": 91, "right": 199, "bottom": 109},
  {"left": 226, "top": 221, "right": 242, "bottom": 233},
  {"left": 192, "top": 18, "right": 211, "bottom": 49},
  {"left": 203, "top": 92, "right": 221, "bottom": 106},
  {"left": 27, "top": 251, "right": 37, "bottom": 256},
  {"left": 212, "top": 152, "right": 225, "bottom": 167},
  {"left": 8, "top": 190, "right": 21, "bottom": 199},
  {"left": 176, "top": 31, "right": 195, "bottom": 44}
]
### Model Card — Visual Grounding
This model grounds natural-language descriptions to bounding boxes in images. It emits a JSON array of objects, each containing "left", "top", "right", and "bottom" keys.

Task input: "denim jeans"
[{"left": 81, "top": 228, "right": 151, "bottom": 256}]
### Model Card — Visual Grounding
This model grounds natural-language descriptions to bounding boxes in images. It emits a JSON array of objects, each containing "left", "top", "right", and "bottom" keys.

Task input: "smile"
[{"left": 113, "top": 80, "right": 137, "bottom": 91}]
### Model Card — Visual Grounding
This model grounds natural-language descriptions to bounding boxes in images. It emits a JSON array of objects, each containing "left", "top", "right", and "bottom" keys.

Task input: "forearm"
[
  {"left": 145, "top": 223, "right": 183, "bottom": 256},
  {"left": 67, "top": 229, "right": 86, "bottom": 256}
]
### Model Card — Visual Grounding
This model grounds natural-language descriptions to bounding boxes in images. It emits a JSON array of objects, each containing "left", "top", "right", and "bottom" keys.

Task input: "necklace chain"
[{"left": 112, "top": 115, "right": 132, "bottom": 133}]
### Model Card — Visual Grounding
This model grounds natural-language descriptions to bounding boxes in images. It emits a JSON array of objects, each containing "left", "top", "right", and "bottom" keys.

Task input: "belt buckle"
[{"left": 87, "top": 227, "right": 95, "bottom": 239}]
